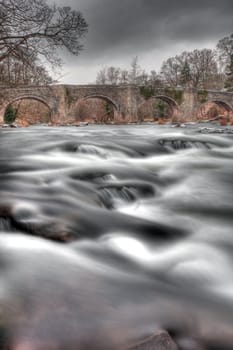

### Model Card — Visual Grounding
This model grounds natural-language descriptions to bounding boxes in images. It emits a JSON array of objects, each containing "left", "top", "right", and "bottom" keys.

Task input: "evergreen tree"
[
  {"left": 217, "top": 34, "right": 233, "bottom": 90},
  {"left": 180, "top": 60, "right": 191, "bottom": 87},
  {"left": 129, "top": 56, "right": 141, "bottom": 84},
  {"left": 224, "top": 53, "right": 233, "bottom": 90},
  {"left": 157, "top": 100, "right": 166, "bottom": 118},
  {"left": 4, "top": 105, "right": 17, "bottom": 124}
]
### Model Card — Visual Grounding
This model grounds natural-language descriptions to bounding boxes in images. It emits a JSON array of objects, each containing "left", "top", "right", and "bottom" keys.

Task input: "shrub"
[{"left": 4, "top": 105, "right": 17, "bottom": 124}]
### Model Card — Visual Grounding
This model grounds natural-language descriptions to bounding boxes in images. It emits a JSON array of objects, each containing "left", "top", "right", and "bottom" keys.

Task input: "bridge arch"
[
  {"left": 153, "top": 95, "right": 179, "bottom": 108},
  {"left": 138, "top": 95, "right": 179, "bottom": 122},
  {"left": 3, "top": 95, "right": 52, "bottom": 126},
  {"left": 197, "top": 99, "right": 233, "bottom": 120},
  {"left": 82, "top": 94, "right": 119, "bottom": 110},
  {"left": 211, "top": 100, "right": 233, "bottom": 112},
  {"left": 76, "top": 94, "right": 120, "bottom": 123}
]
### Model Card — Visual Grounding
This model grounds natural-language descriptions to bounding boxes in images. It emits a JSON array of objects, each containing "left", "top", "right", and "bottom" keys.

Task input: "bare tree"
[
  {"left": 161, "top": 56, "right": 181, "bottom": 87},
  {"left": 119, "top": 69, "right": 129, "bottom": 84},
  {"left": 161, "top": 49, "right": 219, "bottom": 89},
  {"left": 106, "top": 66, "right": 120, "bottom": 85},
  {"left": 0, "top": 0, "right": 88, "bottom": 68},
  {"left": 96, "top": 67, "right": 107, "bottom": 84},
  {"left": 96, "top": 66, "right": 120, "bottom": 85},
  {"left": 0, "top": 54, "right": 54, "bottom": 86},
  {"left": 137, "top": 70, "right": 149, "bottom": 85},
  {"left": 146, "top": 70, "right": 164, "bottom": 88},
  {"left": 187, "top": 49, "right": 218, "bottom": 89}
]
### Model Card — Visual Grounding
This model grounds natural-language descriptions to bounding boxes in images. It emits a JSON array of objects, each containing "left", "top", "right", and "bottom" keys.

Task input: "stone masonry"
[{"left": 0, "top": 84, "right": 232, "bottom": 124}]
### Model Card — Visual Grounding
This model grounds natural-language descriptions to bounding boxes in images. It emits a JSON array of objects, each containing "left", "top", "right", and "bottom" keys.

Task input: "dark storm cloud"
[
  {"left": 54, "top": 0, "right": 233, "bottom": 82},
  {"left": 71, "top": 0, "right": 233, "bottom": 57}
]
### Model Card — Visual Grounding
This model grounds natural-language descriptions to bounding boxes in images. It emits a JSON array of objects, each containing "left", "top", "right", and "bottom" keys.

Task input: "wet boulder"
[{"left": 128, "top": 330, "right": 178, "bottom": 350}]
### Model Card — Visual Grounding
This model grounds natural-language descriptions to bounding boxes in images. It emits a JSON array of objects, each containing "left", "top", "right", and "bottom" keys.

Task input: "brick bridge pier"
[{"left": 0, "top": 84, "right": 232, "bottom": 124}]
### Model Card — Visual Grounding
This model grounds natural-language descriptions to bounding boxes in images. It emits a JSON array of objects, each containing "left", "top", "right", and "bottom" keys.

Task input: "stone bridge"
[{"left": 0, "top": 84, "right": 232, "bottom": 124}]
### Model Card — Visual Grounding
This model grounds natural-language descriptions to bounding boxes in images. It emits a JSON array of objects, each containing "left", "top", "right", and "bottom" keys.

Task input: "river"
[{"left": 0, "top": 123, "right": 233, "bottom": 349}]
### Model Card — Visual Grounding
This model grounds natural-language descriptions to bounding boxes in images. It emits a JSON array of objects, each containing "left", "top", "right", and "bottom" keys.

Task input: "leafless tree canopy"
[
  {"left": 161, "top": 49, "right": 220, "bottom": 89},
  {"left": 217, "top": 34, "right": 233, "bottom": 66},
  {"left": 0, "top": 0, "right": 88, "bottom": 67},
  {"left": 96, "top": 57, "right": 163, "bottom": 86},
  {"left": 95, "top": 38, "right": 231, "bottom": 90},
  {"left": 0, "top": 54, "right": 54, "bottom": 85}
]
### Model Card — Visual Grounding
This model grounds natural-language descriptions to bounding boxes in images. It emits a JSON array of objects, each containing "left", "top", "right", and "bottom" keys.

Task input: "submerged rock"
[
  {"left": 128, "top": 331, "right": 178, "bottom": 350},
  {"left": 80, "top": 121, "right": 89, "bottom": 126},
  {"left": 10, "top": 123, "right": 18, "bottom": 128},
  {"left": 198, "top": 127, "right": 233, "bottom": 134}
]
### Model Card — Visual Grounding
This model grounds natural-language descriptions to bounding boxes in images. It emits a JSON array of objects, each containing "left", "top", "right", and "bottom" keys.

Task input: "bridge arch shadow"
[
  {"left": 3, "top": 95, "right": 52, "bottom": 126},
  {"left": 197, "top": 100, "right": 233, "bottom": 120},
  {"left": 138, "top": 95, "right": 179, "bottom": 122},
  {"left": 76, "top": 95, "right": 120, "bottom": 124}
]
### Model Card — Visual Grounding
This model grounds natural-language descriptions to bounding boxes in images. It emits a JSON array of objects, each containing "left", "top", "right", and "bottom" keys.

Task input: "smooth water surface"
[{"left": 0, "top": 124, "right": 233, "bottom": 349}]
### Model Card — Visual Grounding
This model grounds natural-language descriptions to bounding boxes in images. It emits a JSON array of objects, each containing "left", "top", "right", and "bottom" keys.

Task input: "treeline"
[
  {"left": 0, "top": 56, "right": 54, "bottom": 86},
  {"left": 0, "top": 0, "right": 88, "bottom": 86},
  {"left": 96, "top": 34, "right": 233, "bottom": 90}
]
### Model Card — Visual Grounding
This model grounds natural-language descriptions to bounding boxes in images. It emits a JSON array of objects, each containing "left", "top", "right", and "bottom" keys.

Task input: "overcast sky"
[{"left": 53, "top": 0, "right": 233, "bottom": 84}]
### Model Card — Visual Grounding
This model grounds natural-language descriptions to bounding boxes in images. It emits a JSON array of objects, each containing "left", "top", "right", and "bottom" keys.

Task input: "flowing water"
[{"left": 0, "top": 124, "right": 233, "bottom": 349}]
